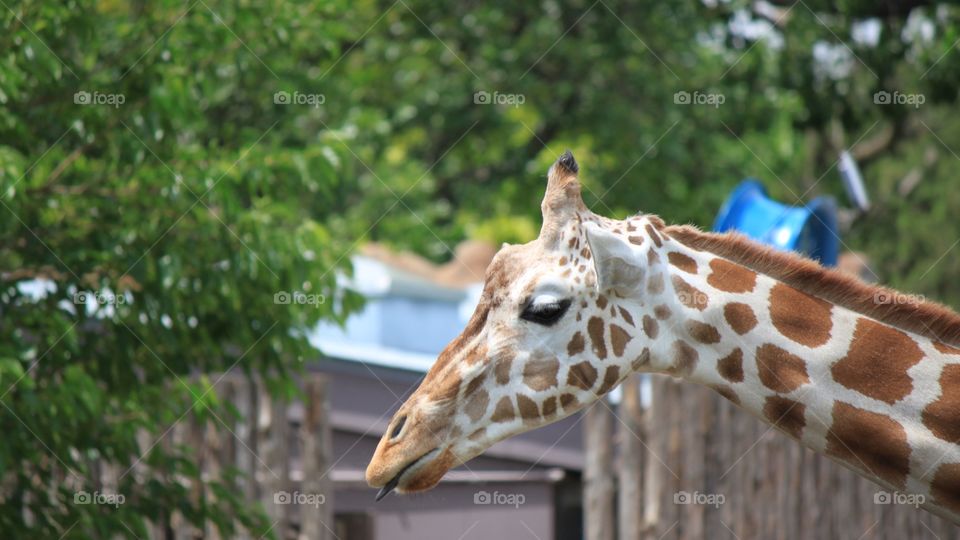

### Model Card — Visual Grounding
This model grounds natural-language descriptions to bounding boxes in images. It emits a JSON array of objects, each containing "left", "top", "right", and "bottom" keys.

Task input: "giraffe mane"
[{"left": 665, "top": 224, "right": 960, "bottom": 347}]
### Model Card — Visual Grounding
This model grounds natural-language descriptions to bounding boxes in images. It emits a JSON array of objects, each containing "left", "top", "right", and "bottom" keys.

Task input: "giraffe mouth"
[{"left": 375, "top": 447, "right": 439, "bottom": 501}]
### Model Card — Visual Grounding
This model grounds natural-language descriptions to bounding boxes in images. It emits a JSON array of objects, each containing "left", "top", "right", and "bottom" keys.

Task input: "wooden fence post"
[
  {"left": 642, "top": 377, "right": 667, "bottom": 539},
  {"left": 300, "top": 375, "right": 334, "bottom": 540},
  {"left": 585, "top": 398, "right": 615, "bottom": 540},
  {"left": 619, "top": 375, "right": 644, "bottom": 540},
  {"left": 257, "top": 377, "right": 290, "bottom": 534}
]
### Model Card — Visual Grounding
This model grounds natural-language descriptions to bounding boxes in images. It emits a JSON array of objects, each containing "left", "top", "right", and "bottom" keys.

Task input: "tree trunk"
[
  {"left": 619, "top": 376, "right": 644, "bottom": 540},
  {"left": 585, "top": 398, "right": 615, "bottom": 540}
]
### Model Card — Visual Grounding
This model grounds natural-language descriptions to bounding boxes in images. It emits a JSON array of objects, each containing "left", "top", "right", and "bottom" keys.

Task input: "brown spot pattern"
[
  {"left": 464, "top": 389, "right": 489, "bottom": 422},
  {"left": 647, "top": 248, "right": 660, "bottom": 265},
  {"left": 491, "top": 397, "right": 515, "bottom": 423},
  {"left": 560, "top": 393, "right": 577, "bottom": 409},
  {"left": 431, "top": 373, "right": 462, "bottom": 401},
  {"left": 921, "top": 364, "right": 960, "bottom": 443},
  {"left": 647, "top": 273, "right": 665, "bottom": 294},
  {"left": 755, "top": 344, "right": 809, "bottom": 393},
  {"left": 642, "top": 315, "right": 659, "bottom": 339},
  {"left": 597, "top": 295, "right": 608, "bottom": 310},
  {"left": 832, "top": 318, "right": 924, "bottom": 404},
  {"left": 517, "top": 394, "right": 540, "bottom": 421},
  {"left": 934, "top": 341, "right": 960, "bottom": 355},
  {"left": 712, "top": 385, "right": 740, "bottom": 405},
  {"left": 588, "top": 317, "right": 607, "bottom": 359},
  {"left": 567, "top": 361, "right": 598, "bottom": 391},
  {"left": 597, "top": 366, "right": 621, "bottom": 395},
  {"left": 671, "top": 341, "right": 699, "bottom": 375},
  {"left": 686, "top": 320, "right": 721, "bottom": 344},
  {"left": 610, "top": 324, "right": 632, "bottom": 357},
  {"left": 645, "top": 224, "right": 663, "bottom": 247},
  {"left": 931, "top": 463, "right": 960, "bottom": 513},
  {"left": 618, "top": 307, "right": 634, "bottom": 326},
  {"left": 769, "top": 283, "right": 833, "bottom": 347},
  {"left": 763, "top": 396, "right": 806, "bottom": 439},
  {"left": 495, "top": 354, "right": 513, "bottom": 385},
  {"left": 466, "top": 342, "right": 489, "bottom": 365},
  {"left": 668, "top": 252, "right": 698, "bottom": 274},
  {"left": 672, "top": 276, "right": 709, "bottom": 311},
  {"left": 717, "top": 348, "right": 744, "bottom": 383},
  {"left": 826, "top": 401, "right": 911, "bottom": 490},
  {"left": 523, "top": 355, "right": 560, "bottom": 391},
  {"left": 567, "top": 332, "right": 585, "bottom": 356},
  {"left": 628, "top": 236, "right": 644, "bottom": 245},
  {"left": 706, "top": 258, "right": 757, "bottom": 293},
  {"left": 542, "top": 396, "right": 558, "bottom": 417},
  {"left": 632, "top": 348, "right": 651, "bottom": 371},
  {"left": 654, "top": 305, "right": 671, "bottom": 320},
  {"left": 724, "top": 303, "right": 757, "bottom": 335},
  {"left": 465, "top": 373, "right": 486, "bottom": 395}
]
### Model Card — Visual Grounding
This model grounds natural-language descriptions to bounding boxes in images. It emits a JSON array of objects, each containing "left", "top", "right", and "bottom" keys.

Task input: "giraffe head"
[{"left": 366, "top": 151, "right": 664, "bottom": 497}]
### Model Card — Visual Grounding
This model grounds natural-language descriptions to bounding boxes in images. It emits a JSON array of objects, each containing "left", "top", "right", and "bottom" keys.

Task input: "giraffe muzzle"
[{"left": 373, "top": 447, "right": 439, "bottom": 501}]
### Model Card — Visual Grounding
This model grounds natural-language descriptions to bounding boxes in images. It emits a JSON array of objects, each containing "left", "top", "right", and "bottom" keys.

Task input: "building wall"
[
  {"left": 336, "top": 483, "right": 555, "bottom": 540},
  {"left": 309, "top": 360, "right": 586, "bottom": 540}
]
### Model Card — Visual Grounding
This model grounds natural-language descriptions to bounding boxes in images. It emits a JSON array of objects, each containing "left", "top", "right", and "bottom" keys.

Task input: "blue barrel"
[{"left": 712, "top": 180, "right": 839, "bottom": 266}]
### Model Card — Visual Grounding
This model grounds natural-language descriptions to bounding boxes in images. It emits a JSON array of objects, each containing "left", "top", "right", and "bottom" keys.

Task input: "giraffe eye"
[{"left": 520, "top": 297, "right": 572, "bottom": 326}]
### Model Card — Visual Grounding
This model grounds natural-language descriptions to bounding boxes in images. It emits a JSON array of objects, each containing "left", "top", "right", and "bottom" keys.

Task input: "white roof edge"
[
  {"left": 346, "top": 255, "right": 472, "bottom": 302},
  {"left": 316, "top": 339, "right": 437, "bottom": 373}
]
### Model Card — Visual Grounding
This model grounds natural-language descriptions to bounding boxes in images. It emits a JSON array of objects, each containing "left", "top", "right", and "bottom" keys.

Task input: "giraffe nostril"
[{"left": 390, "top": 415, "right": 407, "bottom": 439}]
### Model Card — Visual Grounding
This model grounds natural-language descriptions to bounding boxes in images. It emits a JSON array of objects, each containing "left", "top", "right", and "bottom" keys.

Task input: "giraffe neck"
[{"left": 609, "top": 218, "right": 960, "bottom": 522}]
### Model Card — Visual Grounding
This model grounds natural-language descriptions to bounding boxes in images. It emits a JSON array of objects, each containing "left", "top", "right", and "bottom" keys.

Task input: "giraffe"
[{"left": 365, "top": 151, "right": 960, "bottom": 524}]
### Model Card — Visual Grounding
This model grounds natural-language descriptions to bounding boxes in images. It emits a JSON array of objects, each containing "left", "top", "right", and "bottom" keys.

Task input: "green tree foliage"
[
  {"left": 1, "top": 0, "right": 361, "bottom": 537},
  {"left": 322, "top": 0, "right": 960, "bottom": 306},
  {"left": 3, "top": 0, "right": 960, "bottom": 536}
]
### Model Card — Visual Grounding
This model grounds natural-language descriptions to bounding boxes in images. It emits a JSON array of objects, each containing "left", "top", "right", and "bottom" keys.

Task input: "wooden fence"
[
  {"left": 91, "top": 373, "right": 335, "bottom": 540},
  {"left": 586, "top": 375, "right": 959, "bottom": 540}
]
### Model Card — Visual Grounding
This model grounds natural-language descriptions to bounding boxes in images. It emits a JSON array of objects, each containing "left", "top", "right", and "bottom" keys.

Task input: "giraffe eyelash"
[{"left": 520, "top": 298, "right": 572, "bottom": 326}]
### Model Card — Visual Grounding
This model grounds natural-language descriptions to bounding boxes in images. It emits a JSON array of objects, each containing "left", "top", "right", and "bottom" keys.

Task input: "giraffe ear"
[
  {"left": 540, "top": 150, "right": 585, "bottom": 247},
  {"left": 584, "top": 222, "right": 644, "bottom": 296}
]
